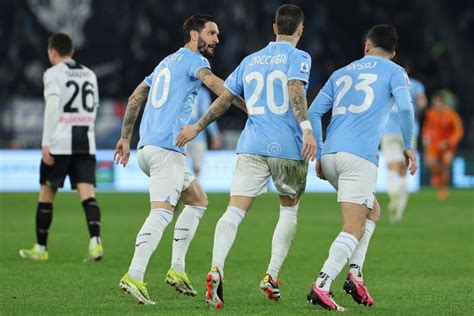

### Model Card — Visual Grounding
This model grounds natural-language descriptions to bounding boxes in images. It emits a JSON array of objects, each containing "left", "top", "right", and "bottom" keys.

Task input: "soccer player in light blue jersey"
[
  {"left": 306, "top": 25, "right": 418, "bottom": 311},
  {"left": 382, "top": 59, "right": 427, "bottom": 224},
  {"left": 113, "top": 14, "right": 247, "bottom": 305},
  {"left": 176, "top": 4, "right": 316, "bottom": 309},
  {"left": 187, "top": 87, "right": 221, "bottom": 177}
]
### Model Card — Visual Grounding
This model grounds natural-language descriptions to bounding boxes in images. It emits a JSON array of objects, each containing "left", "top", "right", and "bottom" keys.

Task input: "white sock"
[
  {"left": 89, "top": 236, "right": 101, "bottom": 248},
  {"left": 395, "top": 177, "right": 409, "bottom": 222},
  {"left": 387, "top": 170, "right": 400, "bottom": 219},
  {"left": 35, "top": 244, "right": 46, "bottom": 252},
  {"left": 349, "top": 219, "right": 376, "bottom": 280},
  {"left": 211, "top": 206, "right": 246, "bottom": 276},
  {"left": 316, "top": 232, "right": 358, "bottom": 291},
  {"left": 128, "top": 208, "right": 173, "bottom": 282},
  {"left": 171, "top": 205, "right": 206, "bottom": 273},
  {"left": 266, "top": 204, "right": 298, "bottom": 280}
]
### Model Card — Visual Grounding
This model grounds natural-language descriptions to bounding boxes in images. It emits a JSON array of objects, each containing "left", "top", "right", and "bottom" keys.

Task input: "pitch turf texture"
[{"left": 1, "top": 189, "right": 473, "bottom": 315}]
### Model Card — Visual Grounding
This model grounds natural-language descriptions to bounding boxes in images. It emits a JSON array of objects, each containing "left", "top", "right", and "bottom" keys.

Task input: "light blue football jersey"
[
  {"left": 224, "top": 41, "right": 311, "bottom": 160},
  {"left": 138, "top": 47, "right": 210, "bottom": 154},
  {"left": 188, "top": 87, "right": 219, "bottom": 143},
  {"left": 309, "top": 55, "right": 411, "bottom": 165},
  {"left": 384, "top": 77, "right": 424, "bottom": 136}
]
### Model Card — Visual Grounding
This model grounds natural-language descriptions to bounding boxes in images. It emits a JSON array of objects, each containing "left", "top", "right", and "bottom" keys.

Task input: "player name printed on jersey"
[
  {"left": 43, "top": 60, "right": 99, "bottom": 155},
  {"left": 345, "top": 61, "right": 377, "bottom": 71},
  {"left": 249, "top": 54, "right": 287, "bottom": 66},
  {"left": 224, "top": 41, "right": 311, "bottom": 160}
]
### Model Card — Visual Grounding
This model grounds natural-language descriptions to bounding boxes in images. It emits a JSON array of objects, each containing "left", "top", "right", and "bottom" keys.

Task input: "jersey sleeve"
[
  {"left": 189, "top": 54, "right": 211, "bottom": 80},
  {"left": 43, "top": 69, "right": 60, "bottom": 99},
  {"left": 288, "top": 50, "right": 312, "bottom": 87},
  {"left": 308, "top": 77, "right": 334, "bottom": 160},
  {"left": 224, "top": 62, "right": 244, "bottom": 96},
  {"left": 390, "top": 67, "right": 411, "bottom": 95},
  {"left": 448, "top": 111, "right": 464, "bottom": 148},
  {"left": 393, "top": 88, "right": 415, "bottom": 149},
  {"left": 411, "top": 79, "right": 425, "bottom": 96},
  {"left": 93, "top": 74, "right": 100, "bottom": 108},
  {"left": 144, "top": 69, "right": 155, "bottom": 87}
]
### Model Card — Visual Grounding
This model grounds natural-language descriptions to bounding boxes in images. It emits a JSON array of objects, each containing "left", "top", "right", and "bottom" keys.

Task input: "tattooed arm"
[
  {"left": 288, "top": 80, "right": 310, "bottom": 124},
  {"left": 114, "top": 81, "right": 150, "bottom": 166},
  {"left": 288, "top": 79, "right": 316, "bottom": 161},
  {"left": 196, "top": 68, "right": 248, "bottom": 115},
  {"left": 120, "top": 82, "right": 150, "bottom": 139},
  {"left": 175, "top": 90, "right": 236, "bottom": 147}
]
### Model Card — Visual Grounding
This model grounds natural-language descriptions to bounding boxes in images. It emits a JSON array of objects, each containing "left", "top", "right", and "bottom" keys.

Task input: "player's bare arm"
[
  {"left": 114, "top": 82, "right": 150, "bottom": 166},
  {"left": 196, "top": 68, "right": 248, "bottom": 115},
  {"left": 176, "top": 90, "right": 236, "bottom": 147},
  {"left": 288, "top": 79, "right": 316, "bottom": 161}
]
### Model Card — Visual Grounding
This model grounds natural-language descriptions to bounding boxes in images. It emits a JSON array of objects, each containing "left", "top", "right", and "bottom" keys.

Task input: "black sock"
[
  {"left": 36, "top": 202, "right": 53, "bottom": 246},
  {"left": 82, "top": 198, "right": 101, "bottom": 238}
]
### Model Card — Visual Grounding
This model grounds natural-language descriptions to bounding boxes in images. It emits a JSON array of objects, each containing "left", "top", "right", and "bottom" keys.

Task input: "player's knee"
[
  {"left": 39, "top": 185, "right": 57, "bottom": 203},
  {"left": 77, "top": 183, "right": 95, "bottom": 201},
  {"left": 195, "top": 193, "right": 208, "bottom": 208},
  {"left": 369, "top": 201, "right": 381, "bottom": 224},
  {"left": 342, "top": 224, "right": 365, "bottom": 240},
  {"left": 279, "top": 195, "right": 299, "bottom": 207}
]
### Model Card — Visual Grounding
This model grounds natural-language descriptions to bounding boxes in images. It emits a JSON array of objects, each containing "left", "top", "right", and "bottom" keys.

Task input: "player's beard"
[{"left": 198, "top": 37, "right": 215, "bottom": 59}]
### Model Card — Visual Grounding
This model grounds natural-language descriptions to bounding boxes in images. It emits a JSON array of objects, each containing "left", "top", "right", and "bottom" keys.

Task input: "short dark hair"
[
  {"left": 275, "top": 4, "right": 304, "bottom": 35},
  {"left": 182, "top": 14, "right": 217, "bottom": 44},
  {"left": 48, "top": 33, "right": 73, "bottom": 56},
  {"left": 366, "top": 25, "right": 398, "bottom": 53}
]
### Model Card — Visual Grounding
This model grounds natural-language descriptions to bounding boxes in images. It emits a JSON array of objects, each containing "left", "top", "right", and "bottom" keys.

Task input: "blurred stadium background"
[
  {"left": 0, "top": 1, "right": 473, "bottom": 315},
  {"left": 0, "top": 0, "right": 473, "bottom": 192}
]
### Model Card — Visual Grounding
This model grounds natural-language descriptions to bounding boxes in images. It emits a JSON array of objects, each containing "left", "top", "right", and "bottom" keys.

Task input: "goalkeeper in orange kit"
[{"left": 422, "top": 90, "right": 463, "bottom": 200}]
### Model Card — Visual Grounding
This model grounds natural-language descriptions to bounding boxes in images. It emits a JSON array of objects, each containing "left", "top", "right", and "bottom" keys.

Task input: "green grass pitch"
[{"left": 1, "top": 189, "right": 473, "bottom": 315}]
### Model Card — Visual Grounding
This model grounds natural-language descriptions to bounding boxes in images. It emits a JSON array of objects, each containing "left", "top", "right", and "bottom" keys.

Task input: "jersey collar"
[{"left": 269, "top": 41, "right": 293, "bottom": 47}]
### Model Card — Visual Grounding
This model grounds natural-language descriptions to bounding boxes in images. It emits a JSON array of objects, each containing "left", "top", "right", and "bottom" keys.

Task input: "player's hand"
[
  {"left": 211, "top": 136, "right": 222, "bottom": 150},
  {"left": 41, "top": 146, "right": 55, "bottom": 166},
  {"left": 316, "top": 160, "right": 326, "bottom": 180},
  {"left": 114, "top": 138, "right": 131, "bottom": 167},
  {"left": 176, "top": 125, "right": 199, "bottom": 147},
  {"left": 301, "top": 129, "right": 316, "bottom": 162},
  {"left": 403, "top": 149, "right": 418, "bottom": 175}
]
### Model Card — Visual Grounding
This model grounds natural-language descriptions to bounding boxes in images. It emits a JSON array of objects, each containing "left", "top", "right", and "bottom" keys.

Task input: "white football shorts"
[
  {"left": 230, "top": 154, "right": 308, "bottom": 199},
  {"left": 321, "top": 152, "right": 377, "bottom": 209},
  {"left": 381, "top": 135, "right": 405, "bottom": 164},
  {"left": 137, "top": 145, "right": 195, "bottom": 206},
  {"left": 186, "top": 140, "right": 207, "bottom": 172}
]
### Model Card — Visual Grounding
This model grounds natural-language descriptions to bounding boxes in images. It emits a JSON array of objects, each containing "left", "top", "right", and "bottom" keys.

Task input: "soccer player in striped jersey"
[{"left": 19, "top": 33, "right": 103, "bottom": 262}]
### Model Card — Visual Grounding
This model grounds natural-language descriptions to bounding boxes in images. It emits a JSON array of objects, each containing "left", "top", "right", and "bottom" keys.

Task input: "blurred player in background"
[
  {"left": 176, "top": 4, "right": 316, "bottom": 309},
  {"left": 307, "top": 25, "right": 417, "bottom": 311},
  {"left": 114, "top": 15, "right": 247, "bottom": 304},
  {"left": 19, "top": 33, "right": 103, "bottom": 262},
  {"left": 422, "top": 90, "right": 463, "bottom": 200},
  {"left": 382, "top": 59, "right": 427, "bottom": 224},
  {"left": 187, "top": 87, "right": 221, "bottom": 177}
]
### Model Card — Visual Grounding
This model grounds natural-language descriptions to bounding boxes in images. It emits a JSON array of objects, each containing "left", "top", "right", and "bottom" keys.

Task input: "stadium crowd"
[{"left": 0, "top": 0, "right": 472, "bottom": 151}]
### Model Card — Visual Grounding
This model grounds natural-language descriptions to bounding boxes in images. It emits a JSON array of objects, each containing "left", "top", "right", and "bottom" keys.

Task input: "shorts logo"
[{"left": 164, "top": 196, "right": 171, "bottom": 204}]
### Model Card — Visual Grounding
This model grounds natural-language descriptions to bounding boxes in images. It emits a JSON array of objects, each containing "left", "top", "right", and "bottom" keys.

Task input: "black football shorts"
[{"left": 40, "top": 154, "right": 96, "bottom": 189}]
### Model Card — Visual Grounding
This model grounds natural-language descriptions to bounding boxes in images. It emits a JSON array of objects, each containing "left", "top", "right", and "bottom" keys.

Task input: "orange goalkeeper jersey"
[{"left": 422, "top": 108, "right": 464, "bottom": 150}]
